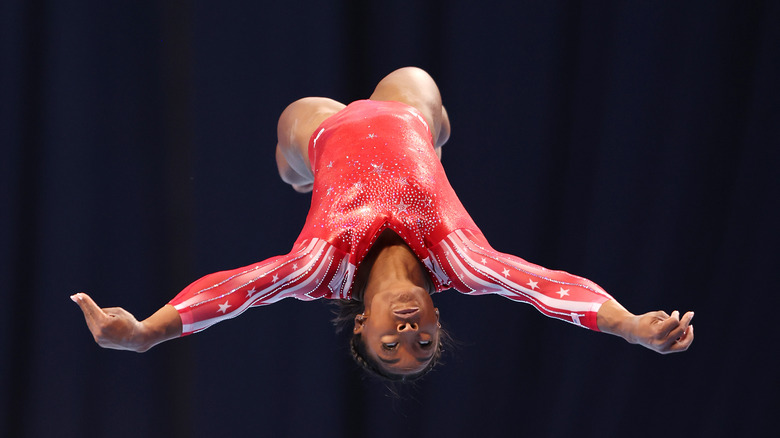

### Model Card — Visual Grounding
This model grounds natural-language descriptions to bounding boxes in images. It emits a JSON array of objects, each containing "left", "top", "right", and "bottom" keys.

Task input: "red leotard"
[{"left": 169, "top": 100, "right": 612, "bottom": 335}]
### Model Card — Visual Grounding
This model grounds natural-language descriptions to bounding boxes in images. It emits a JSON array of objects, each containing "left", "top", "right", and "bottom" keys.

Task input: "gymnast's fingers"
[
  {"left": 71, "top": 293, "right": 107, "bottom": 333},
  {"left": 656, "top": 310, "right": 681, "bottom": 338},
  {"left": 670, "top": 311, "right": 694, "bottom": 342},
  {"left": 667, "top": 324, "right": 694, "bottom": 353}
]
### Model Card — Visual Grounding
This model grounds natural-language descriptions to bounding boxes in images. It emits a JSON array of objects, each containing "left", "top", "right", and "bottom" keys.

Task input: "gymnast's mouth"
[{"left": 393, "top": 308, "right": 419, "bottom": 317}]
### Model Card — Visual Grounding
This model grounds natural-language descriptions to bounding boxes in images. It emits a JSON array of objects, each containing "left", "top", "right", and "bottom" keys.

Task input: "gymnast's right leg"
[{"left": 275, "top": 97, "right": 345, "bottom": 192}]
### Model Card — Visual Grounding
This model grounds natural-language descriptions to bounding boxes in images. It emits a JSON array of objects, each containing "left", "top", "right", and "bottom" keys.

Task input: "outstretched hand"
[
  {"left": 625, "top": 310, "right": 694, "bottom": 354},
  {"left": 71, "top": 293, "right": 148, "bottom": 352},
  {"left": 597, "top": 300, "right": 694, "bottom": 354}
]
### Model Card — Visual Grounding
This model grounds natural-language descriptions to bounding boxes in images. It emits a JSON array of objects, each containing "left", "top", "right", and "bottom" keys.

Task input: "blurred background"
[{"left": 2, "top": 1, "right": 778, "bottom": 437}]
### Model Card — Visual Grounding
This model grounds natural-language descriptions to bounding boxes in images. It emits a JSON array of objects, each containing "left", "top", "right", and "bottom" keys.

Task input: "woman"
[{"left": 72, "top": 67, "right": 694, "bottom": 381}]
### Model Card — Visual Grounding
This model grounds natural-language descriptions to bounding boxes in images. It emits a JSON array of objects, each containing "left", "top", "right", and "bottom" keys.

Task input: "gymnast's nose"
[{"left": 397, "top": 322, "right": 418, "bottom": 332}]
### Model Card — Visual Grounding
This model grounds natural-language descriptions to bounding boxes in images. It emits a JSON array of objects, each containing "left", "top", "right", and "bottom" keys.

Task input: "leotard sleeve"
[
  {"left": 430, "top": 229, "right": 613, "bottom": 331},
  {"left": 169, "top": 238, "right": 348, "bottom": 335}
]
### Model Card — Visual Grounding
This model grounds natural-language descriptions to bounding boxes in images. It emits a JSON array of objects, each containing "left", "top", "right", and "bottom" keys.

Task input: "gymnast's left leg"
[{"left": 369, "top": 67, "right": 451, "bottom": 155}]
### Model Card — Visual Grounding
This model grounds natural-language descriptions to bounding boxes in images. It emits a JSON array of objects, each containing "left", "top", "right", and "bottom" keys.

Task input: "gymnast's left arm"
[
  {"left": 433, "top": 229, "right": 693, "bottom": 353},
  {"left": 596, "top": 298, "right": 694, "bottom": 354}
]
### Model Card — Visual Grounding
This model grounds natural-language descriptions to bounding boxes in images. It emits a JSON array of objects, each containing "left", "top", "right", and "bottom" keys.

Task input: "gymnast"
[{"left": 72, "top": 67, "right": 694, "bottom": 381}]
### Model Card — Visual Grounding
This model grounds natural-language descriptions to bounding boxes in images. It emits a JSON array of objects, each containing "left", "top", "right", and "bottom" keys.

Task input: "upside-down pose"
[{"left": 73, "top": 67, "right": 694, "bottom": 381}]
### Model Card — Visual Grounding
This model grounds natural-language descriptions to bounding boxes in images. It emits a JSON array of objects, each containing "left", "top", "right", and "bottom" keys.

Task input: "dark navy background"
[{"left": 2, "top": 1, "right": 777, "bottom": 437}]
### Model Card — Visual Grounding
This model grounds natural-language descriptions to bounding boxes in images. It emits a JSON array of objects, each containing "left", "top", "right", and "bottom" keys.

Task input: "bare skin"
[
  {"left": 275, "top": 97, "right": 346, "bottom": 192},
  {"left": 597, "top": 300, "right": 694, "bottom": 354},
  {"left": 352, "top": 230, "right": 441, "bottom": 374},
  {"left": 73, "top": 67, "right": 694, "bottom": 359},
  {"left": 71, "top": 293, "right": 181, "bottom": 352}
]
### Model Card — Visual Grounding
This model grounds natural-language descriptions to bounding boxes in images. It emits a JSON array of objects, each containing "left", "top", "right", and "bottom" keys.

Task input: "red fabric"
[
  {"left": 301, "top": 99, "right": 479, "bottom": 283},
  {"left": 169, "top": 100, "right": 611, "bottom": 335}
]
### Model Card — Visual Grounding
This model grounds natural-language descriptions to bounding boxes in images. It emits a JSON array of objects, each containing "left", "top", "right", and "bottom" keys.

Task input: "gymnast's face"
[{"left": 354, "top": 284, "right": 440, "bottom": 375}]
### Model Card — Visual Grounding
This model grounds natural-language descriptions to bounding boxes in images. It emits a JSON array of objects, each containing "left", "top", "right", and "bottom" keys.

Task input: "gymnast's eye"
[
  {"left": 382, "top": 342, "right": 398, "bottom": 350},
  {"left": 419, "top": 340, "right": 432, "bottom": 348}
]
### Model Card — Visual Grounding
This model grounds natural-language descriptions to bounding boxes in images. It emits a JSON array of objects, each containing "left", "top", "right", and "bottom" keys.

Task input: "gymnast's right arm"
[
  {"left": 72, "top": 254, "right": 291, "bottom": 352},
  {"left": 71, "top": 293, "right": 181, "bottom": 352},
  {"left": 73, "top": 239, "right": 343, "bottom": 351},
  {"left": 72, "top": 255, "right": 294, "bottom": 352}
]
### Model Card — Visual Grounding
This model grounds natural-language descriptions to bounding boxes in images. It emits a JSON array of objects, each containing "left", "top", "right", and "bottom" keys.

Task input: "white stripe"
[
  {"left": 312, "top": 128, "right": 325, "bottom": 148},
  {"left": 175, "top": 239, "right": 320, "bottom": 309},
  {"left": 183, "top": 240, "right": 335, "bottom": 333},
  {"left": 443, "top": 236, "right": 596, "bottom": 316},
  {"left": 341, "top": 263, "right": 356, "bottom": 299},
  {"left": 328, "top": 255, "right": 351, "bottom": 298},
  {"left": 422, "top": 252, "right": 448, "bottom": 286},
  {"left": 452, "top": 229, "right": 611, "bottom": 299}
]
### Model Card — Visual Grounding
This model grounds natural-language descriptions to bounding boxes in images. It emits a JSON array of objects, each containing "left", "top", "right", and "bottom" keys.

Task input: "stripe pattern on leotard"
[
  {"left": 169, "top": 100, "right": 613, "bottom": 335},
  {"left": 171, "top": 236, "right": 453, "bottom": 335},
  {"left": 171, "top": 238, "right": 351, "bottom": 334},
  {"left": 430, "top": 229, "right": 612, "bottom": 331}
]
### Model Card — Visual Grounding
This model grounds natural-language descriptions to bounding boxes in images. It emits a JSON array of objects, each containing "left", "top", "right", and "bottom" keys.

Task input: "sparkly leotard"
[{"left": 169, "top": 100, "right": 612, "bottom": 335}]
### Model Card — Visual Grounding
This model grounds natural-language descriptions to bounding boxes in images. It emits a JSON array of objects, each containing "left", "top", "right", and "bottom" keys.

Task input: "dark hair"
[{"left": 332, "top": 298, "right": 450, "bottom": 382}]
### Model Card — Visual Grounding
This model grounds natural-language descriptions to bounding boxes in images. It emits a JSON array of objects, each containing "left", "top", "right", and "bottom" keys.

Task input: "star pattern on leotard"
[
  {"left": 173, "top": 101, "right": 608, "bottom": 336},
  {"left": 217, "top": 300, "right": 231, "bottom": 314},
  {"left": 371, "top": 163, "right": 385, "bottom": 176}
]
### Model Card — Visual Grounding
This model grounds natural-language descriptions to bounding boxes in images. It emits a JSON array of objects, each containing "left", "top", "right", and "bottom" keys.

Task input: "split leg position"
[
  {"left": 275, "top": 66, "right": 451, "bottom": 193},
  {"left": 72, "top": 67, "right": 693, "bottom": 364}
]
